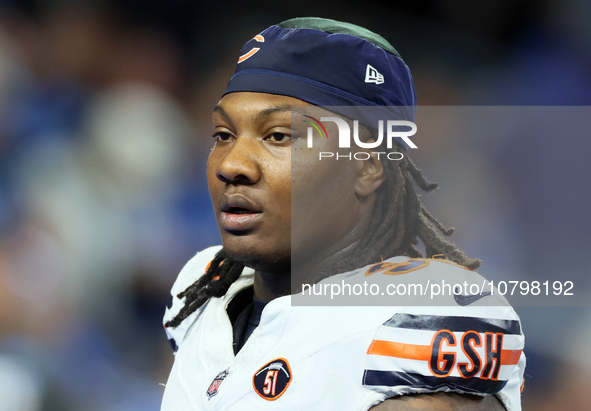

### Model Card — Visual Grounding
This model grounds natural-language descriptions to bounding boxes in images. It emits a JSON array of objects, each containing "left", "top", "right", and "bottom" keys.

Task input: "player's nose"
[{"left": 215, "top": 136, "right": 261, "bottom": 185}]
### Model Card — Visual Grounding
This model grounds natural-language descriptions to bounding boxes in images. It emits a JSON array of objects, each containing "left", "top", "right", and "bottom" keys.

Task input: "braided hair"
[{"left": 165, "top": 140, "right": 481, "bottom": 328}]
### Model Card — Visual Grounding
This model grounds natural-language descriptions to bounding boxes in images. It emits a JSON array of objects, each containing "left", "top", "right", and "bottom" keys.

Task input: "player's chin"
[{"left": 221, "top": 234, "right": 291, "bottom": 274}]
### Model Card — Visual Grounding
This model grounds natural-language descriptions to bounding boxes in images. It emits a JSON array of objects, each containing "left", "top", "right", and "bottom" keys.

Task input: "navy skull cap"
[{"left": 223, "top": 18, "right": 416, "bottom": 113}]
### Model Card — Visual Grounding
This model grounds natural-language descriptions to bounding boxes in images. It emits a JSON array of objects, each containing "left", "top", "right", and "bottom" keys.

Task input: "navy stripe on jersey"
[
  {"left": 384, "top": 313, "right": 521, "bottom": 335},
  {"left": 168, "top": 337, "right": 178, "bottom": 352},
  {"left": 363, "top": 370, "right": 507, "bottom": 394}
]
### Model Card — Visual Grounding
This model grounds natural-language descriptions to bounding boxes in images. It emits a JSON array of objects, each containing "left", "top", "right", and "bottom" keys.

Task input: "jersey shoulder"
[
  {"left": 363, "top": 257, "right": 484, "bottom": 283},
  {"left": 163, "top": 245, "right": 223, "bottom": 352},
  {"left": 358, "top": 258, "right": 525, "bottom": 411},
  {"left": 362, "top": 257, "right": 512, "bottom": 307}
]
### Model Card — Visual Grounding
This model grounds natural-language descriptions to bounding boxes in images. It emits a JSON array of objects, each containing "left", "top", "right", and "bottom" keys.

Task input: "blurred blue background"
[{"left": 0, "top": 0, "right": 589, "bottom": 410}]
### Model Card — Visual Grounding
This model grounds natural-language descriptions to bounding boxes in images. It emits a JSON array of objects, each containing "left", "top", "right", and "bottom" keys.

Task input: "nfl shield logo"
[{"left": 207, "top": 369, "right": 230, "bottom": 400}]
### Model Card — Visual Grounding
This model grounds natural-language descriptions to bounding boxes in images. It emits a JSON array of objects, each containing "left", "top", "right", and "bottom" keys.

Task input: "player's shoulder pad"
[
  {"left": 163, "top": 245, "right": 223, "bottom": 353},
  {"left": 360, "top": 258, "right": 524, "bottom": 409},
  {"left": 363, "top": 258, "right": 513, "bottom": 306},
  {"left": 362, "top": 298, "right": 524, "bottom": 409}
]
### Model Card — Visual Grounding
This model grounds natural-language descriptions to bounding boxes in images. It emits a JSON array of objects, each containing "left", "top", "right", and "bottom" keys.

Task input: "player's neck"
[
  {"left": 253, "top": 201, "right": 374, "bottom": 301},
  {"left": 253, "top": 270, "right": 290, "bottom": 302},
  {"left": 253, "top": 234, "right": 366, "bottom": 302},
  {"left": 293, "top": 238, "right": 362, "bottom": 285}
]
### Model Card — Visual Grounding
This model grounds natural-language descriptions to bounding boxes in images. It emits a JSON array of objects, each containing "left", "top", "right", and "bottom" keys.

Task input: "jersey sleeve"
[
  {"left": 361, "top": 262, "right": 525, "bottom": 411},
  {"left": 163, "top": 245, "right": 222, "bottom": 353}
]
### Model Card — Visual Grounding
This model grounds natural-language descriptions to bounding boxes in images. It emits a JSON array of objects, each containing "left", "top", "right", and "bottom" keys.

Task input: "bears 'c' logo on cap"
[
  {"left": 238, "top": 35, "right": 264, "bottom": 63},
  {"left": 253, "top": 358, "right": 292, "bottom": 400}
]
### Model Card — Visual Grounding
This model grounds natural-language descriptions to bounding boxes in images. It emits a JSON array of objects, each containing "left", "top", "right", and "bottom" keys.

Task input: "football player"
[{"left": 161, "top": 17, "right": 525, "bottom": 411}]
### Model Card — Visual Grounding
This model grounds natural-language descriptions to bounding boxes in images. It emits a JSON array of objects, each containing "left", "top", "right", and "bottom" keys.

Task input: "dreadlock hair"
[{"left": 165, "top": 139, "right": 481, "bottom": 328}]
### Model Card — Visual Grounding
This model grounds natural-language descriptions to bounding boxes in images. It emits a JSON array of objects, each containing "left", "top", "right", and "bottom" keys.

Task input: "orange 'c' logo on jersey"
[{"left": 238, "top": 35, "right": 264, "bottom": 63}]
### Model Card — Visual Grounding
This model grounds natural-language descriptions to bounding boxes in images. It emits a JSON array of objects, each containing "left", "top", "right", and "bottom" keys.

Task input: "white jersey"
[{"left": 161, "top": 246, "right": 525, "bottom": 411}]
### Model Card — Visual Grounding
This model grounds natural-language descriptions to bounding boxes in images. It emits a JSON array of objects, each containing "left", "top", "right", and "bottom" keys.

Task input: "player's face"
[
  {"left": 209, "top": 92, "right": 296, "bottom": 272},
  {"left": 208, "top": 92, "right": 371, "bottom": 274}
]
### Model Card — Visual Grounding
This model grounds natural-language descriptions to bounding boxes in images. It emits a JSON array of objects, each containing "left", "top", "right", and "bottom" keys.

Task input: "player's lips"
[{"left": 219, "top": 194, "right": 263, "bottom": 231}]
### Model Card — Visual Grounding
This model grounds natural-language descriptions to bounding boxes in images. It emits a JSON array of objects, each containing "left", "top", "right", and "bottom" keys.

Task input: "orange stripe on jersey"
[
  {"left": 207, "top": 259, "right": 223, "bottom": 280},
  {"left": 367, "top": 340, "right": 431, "bottom": 361},
  {"left": 205, "top": 259, "right": 223, "bottom": 272},
  {"left": 368, "top": 339, "right": 521, "bottom": 366},
  {"left": 501, "top": 349, "right": 522, "bottom": 365},
  {"left": 238, "top": 48, "right": 260, "bottom": 62},
  {"left": 254, "top": 34, "right": 265, "bottom": 42}
]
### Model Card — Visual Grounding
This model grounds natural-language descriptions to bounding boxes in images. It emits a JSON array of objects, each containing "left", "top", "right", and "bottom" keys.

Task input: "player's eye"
[
  {"left": 212, "top": 132, "right": 232, "bottom": 141},
  {"left": 266, "top": 132, "right": 290, "bottom": 142}
]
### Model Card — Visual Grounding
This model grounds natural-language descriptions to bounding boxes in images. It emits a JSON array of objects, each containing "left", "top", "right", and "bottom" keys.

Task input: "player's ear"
[{"left": 354, "top": 145, "right": 386, "bottom": 197}]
